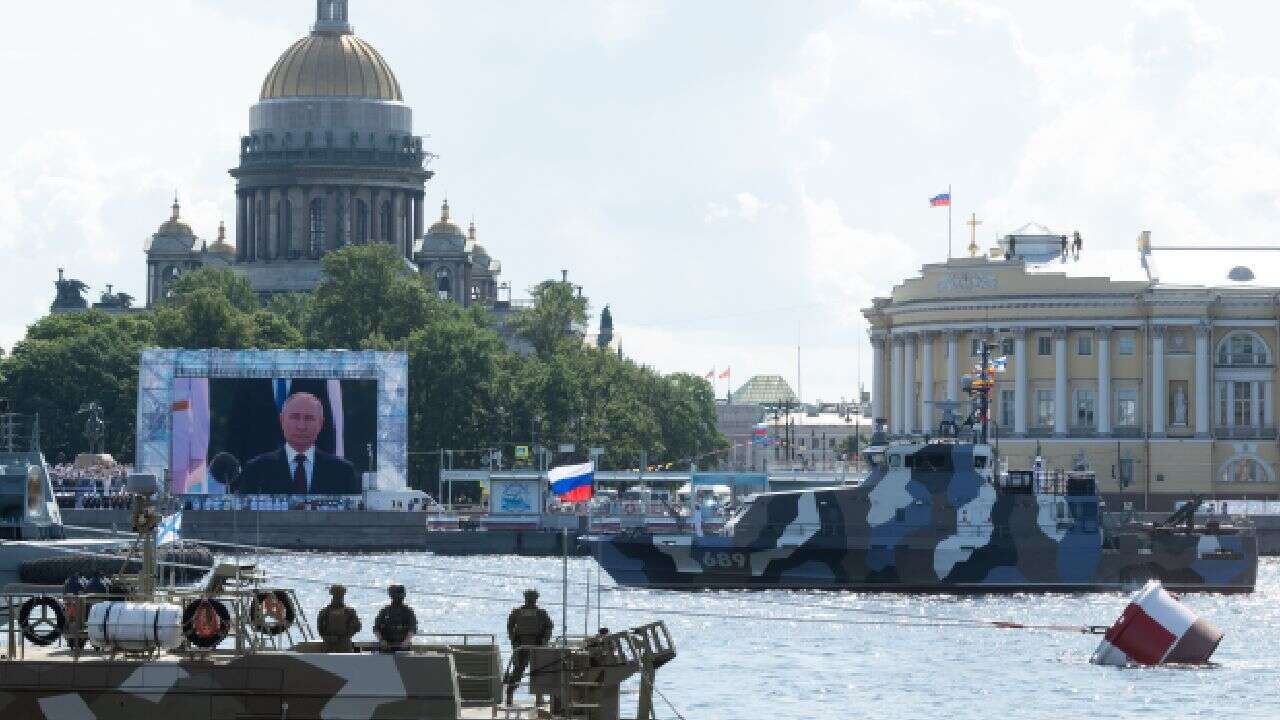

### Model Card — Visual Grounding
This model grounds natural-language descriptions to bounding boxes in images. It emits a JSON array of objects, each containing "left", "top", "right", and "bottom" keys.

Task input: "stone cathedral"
[{"left": 139, "top": 0, "right": 505, "bottom": 308}]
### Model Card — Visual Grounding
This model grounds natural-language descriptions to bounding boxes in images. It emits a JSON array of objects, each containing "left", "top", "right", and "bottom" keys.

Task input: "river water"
[{"left": 254, "top": 552, "right": 1280, "bottom": 719}]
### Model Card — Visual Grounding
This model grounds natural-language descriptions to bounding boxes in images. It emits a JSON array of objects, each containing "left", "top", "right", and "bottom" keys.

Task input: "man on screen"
[{"left": 237, "top": 392, "right": 360, "bottom": 494}]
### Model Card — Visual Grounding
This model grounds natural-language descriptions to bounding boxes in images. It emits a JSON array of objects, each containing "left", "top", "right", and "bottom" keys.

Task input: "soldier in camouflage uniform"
[
  {"left": 316, "top": 584, "right": 361, "bottom": 653},
  {"left": 504, "top": 589, "right": 554, "bottom": 705},
  {"left": 373, "top": 584, "right": 418, "bottom": 651}
]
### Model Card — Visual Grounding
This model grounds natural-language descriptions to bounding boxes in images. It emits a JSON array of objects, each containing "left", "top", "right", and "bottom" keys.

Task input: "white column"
[
  {"left": 903, "top": 334, "right": 917, "bottom": 435},
  {"left": 945, "top": 331, "right": 959, "bottom": 402},
  {"left": 1014, "top": 328, "right": 1028, "bottom": 436},
  {"left": 919, "top": 332, "right": 934, "bottom": 434},
  {"left": 1054, "top": 327, "right": 1068, "bottom": 436},
  {"left": 891, "top": 337, "right": 904, "bottom": 435},
  {"left": 1195, "top": 324, "right": 1211, "bottom": 437},
  {"left": 1096, "top": 326, "right": 1111, "bottom": 435},
  {"left": 1151, "top": 326, "right": 1166, "bottom": 436},
  {"left": 871, "top": 334, "right": 886, "bottom": 423},
  {"left": 1250, "top": 381, "right": 1261, "bottom": 428},
  {"left": 1266, "top": 382, "right": 1274, "bottom": 429}
]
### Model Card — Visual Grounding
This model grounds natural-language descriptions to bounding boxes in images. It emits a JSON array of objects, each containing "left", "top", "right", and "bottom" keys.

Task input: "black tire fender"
[{"left": 19, "top": 596, "right": 66, "bottom": 647}]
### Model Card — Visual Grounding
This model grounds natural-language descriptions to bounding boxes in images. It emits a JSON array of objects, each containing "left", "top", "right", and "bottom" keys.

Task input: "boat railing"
[
  {"left": 0, "top": 580, "right": 317, "bottom": 662},
  {"left": 0, "top": 413, "right": 39, "bottom": 455},
  {"left": 509, "top": 622, "right": 674, "bottom": 719}
]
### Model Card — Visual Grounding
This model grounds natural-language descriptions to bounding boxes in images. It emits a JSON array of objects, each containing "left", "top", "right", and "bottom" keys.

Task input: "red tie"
[{"left": 292, "top": 455, "right": 308, "bottom": 494}]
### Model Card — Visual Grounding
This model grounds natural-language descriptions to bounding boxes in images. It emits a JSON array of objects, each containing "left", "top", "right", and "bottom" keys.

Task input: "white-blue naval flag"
[{"left": 157, "top": 511, "right": 183, "bottom": 546}]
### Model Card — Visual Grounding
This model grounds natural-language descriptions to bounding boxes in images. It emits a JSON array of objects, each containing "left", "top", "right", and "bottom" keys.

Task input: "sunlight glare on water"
[{"left": 254, "top": 553, "right": 1280, "bottom": 720}]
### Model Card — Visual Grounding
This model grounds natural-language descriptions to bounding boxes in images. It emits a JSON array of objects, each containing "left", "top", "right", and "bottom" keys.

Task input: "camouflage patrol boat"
[
  {"left": 0, "top": 473, "right": 677, "bottom": 720},
  {"left": 590, "top": 343, "right": 1258, "bottom": 593}
]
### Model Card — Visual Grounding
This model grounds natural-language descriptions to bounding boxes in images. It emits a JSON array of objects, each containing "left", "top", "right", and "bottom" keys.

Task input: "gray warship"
[
  {"left": 589, "top": 343, "right": 1258, "bottom": 593},
  {"left": 0, "top": 411, "right": 211, "bottom": 587},
  {"left": 0, "top": 411, "right": 142, "bottom": 587},
  {"left": 0, "top": 472, "right": 677, "bottom": 719}
]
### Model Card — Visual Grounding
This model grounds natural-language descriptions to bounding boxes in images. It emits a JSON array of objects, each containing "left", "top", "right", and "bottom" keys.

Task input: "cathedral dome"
[
  {"left": 260, "top": 32, "right": 402, "bottom": 101},
  {"left": 423, "top": 200, "right": 466, "bottom": 253},
  {"left": 145, "top": 197, "right": 198, "bottom": 254},
  {"left": 156, "top": 197, "right": 194, "bottom": 237},
  {"left": 427, "top": 200, "right": 464, "bottom": 237},
  {"left": 207, "top": 221, "right": 235, "bottom": 256}
]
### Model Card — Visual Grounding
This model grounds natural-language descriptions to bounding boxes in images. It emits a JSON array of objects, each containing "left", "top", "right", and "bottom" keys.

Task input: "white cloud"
[
  {"left": 736, "top": 193, "right": 767, "bottom": 222},
  {"left": 772, "top": 32, "right": 836, "bottom": 129},
  {"left": 703, "top": 192, "right": 771, "bottom": 224},
  {"left": 799, "top": 190, "right": 921, "bottom": 328},
  {"left": 587, "top": 0, "right": 668, "bottom": 48}
]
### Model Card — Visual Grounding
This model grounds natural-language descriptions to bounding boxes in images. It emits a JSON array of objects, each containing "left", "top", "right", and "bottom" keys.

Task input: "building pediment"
[{"left": 890, "top": 258, "right": 1147, "bottom": 304}]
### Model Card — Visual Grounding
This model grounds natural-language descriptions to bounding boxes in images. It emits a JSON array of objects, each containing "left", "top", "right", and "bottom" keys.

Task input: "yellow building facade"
[{"left": 863, "top": 253, "right": 1280, "bottom": 511}]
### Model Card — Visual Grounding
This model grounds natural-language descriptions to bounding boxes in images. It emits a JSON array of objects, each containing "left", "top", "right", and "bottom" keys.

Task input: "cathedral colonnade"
[{"left": 235, "top": 186, "right": 422, "bottom": 262}]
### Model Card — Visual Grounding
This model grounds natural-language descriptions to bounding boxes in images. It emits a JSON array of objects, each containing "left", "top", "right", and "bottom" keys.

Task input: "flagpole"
[{"left": 947, "top": 183, "right": 953, "bottom": 259}]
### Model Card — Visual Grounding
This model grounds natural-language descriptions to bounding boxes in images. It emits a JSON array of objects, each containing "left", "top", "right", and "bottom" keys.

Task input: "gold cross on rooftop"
[{"left": 966, "top": 213, "right": 982, "bottom": 257}]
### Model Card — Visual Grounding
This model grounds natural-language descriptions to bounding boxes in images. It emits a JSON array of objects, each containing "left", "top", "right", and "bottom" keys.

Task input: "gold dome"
[
  {"left": 427, "top": 199, "right": 463, "bottom": 236},
  {"left": 260, "top": 32, "right": 402, "bottom": 101},
  {"left": 208, "top": 221, "right": 235, "bottom": 255},
  {"left": 157, "top": 196, "right": 194, "bottom": 237}
]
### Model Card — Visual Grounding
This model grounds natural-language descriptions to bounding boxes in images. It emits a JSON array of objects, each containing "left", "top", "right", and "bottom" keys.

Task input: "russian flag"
[
  {"left": 549, "top": 462, "right": 595, "bottom": 503},
  {"left": 930, "top": 192, "right": 951, "bottom": 207}
]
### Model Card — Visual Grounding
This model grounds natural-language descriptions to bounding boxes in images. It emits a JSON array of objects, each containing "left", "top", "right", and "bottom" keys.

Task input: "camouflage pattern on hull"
[
  {"left": 0, "top": 649, "right": 464, "bottom": 720},
  {"left": 592, "top": 442, "right": 1258, "bottom": 593}
]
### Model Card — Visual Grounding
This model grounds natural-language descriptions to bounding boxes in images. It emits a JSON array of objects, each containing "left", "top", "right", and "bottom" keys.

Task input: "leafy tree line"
[{"left": 0, "top": 245, "right": 725, "bottom": 486}]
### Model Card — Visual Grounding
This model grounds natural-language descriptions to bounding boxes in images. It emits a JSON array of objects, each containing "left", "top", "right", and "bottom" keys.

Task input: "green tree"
[
  {"left": 309, "top": 245, "right": 431, "bottom": 348},
  {"left": 163, "top": 267, "right": 259, "bottom": 312},
  {"left": 403, "top": 301, "right": 506, "bottom": 470},
  {"left": 0, "top": 312, "right": 155, "bottom": 462},
  {"left": 654, "top": 372, "right": 724, "bottom": 466},
  {"left": 509, "top": 280, "right": 588, "bottom": 357},
  {"left": 153, "top": 288, "right": 256, "bottom": 349},
  {"left": 265, "top": 293, "right": 314, "bottom": 340},
  {"left": 251, "top": 310, "right": 306, "bottom": 349},
  {"left": 597, "top": 305, "right": 614, "bottom": 349}
]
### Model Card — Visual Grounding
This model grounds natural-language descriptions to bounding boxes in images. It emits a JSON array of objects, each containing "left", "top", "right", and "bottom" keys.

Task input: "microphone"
[{"left": 209, "top": 452, "right": 243, "bottom": 493}]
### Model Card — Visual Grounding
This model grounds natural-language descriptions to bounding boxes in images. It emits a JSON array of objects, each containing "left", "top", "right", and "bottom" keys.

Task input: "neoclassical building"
[
  {"left": 863, "top": 226, "right": 1280, "bottom": 510},
  {"left": 141, "top": 0, "right": 505, "bottom": 306}
]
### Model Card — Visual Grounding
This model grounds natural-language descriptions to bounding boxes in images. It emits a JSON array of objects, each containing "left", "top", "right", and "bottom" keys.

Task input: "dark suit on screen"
[
  {"left": 238, "top": 447, "right": 361, "bottom": 495},
  {"left": 226, "top": 379, "right": 339, "bottom": 463}
]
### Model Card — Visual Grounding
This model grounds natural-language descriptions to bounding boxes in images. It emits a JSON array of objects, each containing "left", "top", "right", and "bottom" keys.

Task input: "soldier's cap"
[
  {"left": 523, "top": 588, "right": 539, "bottom": 599},
  {"left": 330, "top": 584, "right": 347, "bottom": 595},
  {"left": 388, "top": 584, "right": 406, "bottom": 595}
]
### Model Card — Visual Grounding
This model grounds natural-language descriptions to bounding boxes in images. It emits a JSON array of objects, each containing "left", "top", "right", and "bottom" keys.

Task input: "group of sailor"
[
  {"left": 316, "top": 583, "right": 420, "bottom": 652},
  {"left": 315, "top": 581, "right": 561, "bottom": 708}
]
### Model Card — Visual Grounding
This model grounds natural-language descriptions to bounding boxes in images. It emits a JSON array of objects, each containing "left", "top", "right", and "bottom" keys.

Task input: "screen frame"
[{"left": 137, "top": 349, "right": 408, "bottom": 492}]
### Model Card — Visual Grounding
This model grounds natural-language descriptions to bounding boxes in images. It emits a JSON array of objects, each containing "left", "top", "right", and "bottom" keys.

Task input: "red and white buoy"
[{"left": 1092, "top": 581, "right": 1223, "bottom": 667}]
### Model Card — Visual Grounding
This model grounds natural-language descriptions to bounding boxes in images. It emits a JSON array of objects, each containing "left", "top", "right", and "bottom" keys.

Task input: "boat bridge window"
[
  {"left": 888, "top": 454, "right": 914, "bottom": 468},
  {"left": 998, "top": 470, "right": 1035, "bottom": 494},
  {"left": 915, "top": 447, "right": 952, "bottom": 472},
  {"left": 1066, "top": 473, "right": 1097, "bottom": 497},
  {"left": 974, "top": 455, "right": 989, "bottom": 469}
]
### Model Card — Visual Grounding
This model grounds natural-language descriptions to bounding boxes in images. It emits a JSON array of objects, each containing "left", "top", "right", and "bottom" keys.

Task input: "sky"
[{"left": 4, "top": 0, "right": 1280, "bottom": 404}]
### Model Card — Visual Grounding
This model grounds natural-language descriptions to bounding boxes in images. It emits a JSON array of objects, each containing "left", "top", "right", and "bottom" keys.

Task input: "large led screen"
[{"left": 170, "top": 378, "right": 376, "bottom": 495}]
